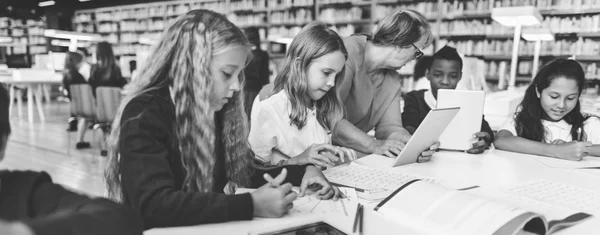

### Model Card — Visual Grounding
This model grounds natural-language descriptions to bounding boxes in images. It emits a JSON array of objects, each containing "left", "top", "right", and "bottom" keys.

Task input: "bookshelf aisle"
[
  {"left": 72, "top": 0, "right": 600, "bottom": 91},
  {"left": 0, "top": 16, "right": 48, "bottom": 65}
]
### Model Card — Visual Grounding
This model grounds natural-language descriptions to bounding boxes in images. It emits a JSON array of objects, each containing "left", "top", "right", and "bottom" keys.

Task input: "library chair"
[
  {"left": 93, "top": 87, "right": 123, "bottom": 157},
  {"left": 69, "top": 84, "right": 97, "bottom": 153}
]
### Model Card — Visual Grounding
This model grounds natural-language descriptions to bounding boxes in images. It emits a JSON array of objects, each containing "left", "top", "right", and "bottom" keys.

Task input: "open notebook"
[{"left": 373, "top": 180, "right": 592, "bottom": 235}]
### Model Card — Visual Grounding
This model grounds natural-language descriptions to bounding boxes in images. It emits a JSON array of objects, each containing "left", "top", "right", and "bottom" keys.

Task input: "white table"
[
  {"left": 0, "top": 70, "right": 62, "bottom": 123},
  {"left": 145, "top": 150, "right": 600, "bottom": 235}
]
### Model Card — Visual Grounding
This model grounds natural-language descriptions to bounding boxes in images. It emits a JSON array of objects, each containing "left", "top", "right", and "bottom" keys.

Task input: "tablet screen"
[{"left": 257, "top": 221, "right": 347, "bottom": 235}]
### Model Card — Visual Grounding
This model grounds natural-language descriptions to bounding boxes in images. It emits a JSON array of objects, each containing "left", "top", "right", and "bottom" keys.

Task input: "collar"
[
  {"left": 424, "top": 89, "right": 437, "bottom": 109},
  {"left": 541, "top": 119, "right": 571, "bottom": 130}
]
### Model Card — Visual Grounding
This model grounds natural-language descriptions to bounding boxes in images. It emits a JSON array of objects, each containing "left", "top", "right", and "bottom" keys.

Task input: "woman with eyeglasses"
[{"left": 332, "top": 9, "right": 436, "bottom": 161}]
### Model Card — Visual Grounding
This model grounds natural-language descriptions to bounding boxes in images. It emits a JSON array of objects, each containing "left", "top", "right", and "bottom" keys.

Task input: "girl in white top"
[
  {"left": 249, "top": 22, "right": 357, "bottom": 167},
  {"left": 495, "top": 59, "right": 600, "bottom": 161}
]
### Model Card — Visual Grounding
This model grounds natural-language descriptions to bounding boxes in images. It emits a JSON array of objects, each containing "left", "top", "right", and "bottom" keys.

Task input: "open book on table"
[{"left": 374, "top": 179, "right": 592, "bottom": 235}]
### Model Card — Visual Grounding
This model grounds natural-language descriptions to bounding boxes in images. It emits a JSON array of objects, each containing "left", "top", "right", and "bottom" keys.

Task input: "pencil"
[
  {"left": 578, "top": 127, "right": 583, "bottom": 141},
  {"left": 352, "top": 203, "right": 361, "bottom": 233},
  {"left": 359, "top": 204, "right": 364, "bottom": 235}
]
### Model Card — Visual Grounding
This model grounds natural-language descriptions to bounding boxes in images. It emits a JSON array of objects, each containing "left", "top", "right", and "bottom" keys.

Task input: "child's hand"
[
  {"left": 291, "top": 144, "right": 339, "bottom": 168},
  {"left": 252, "top": 170, "right": 297, "bottom": 218},
  {"left": 417, "top": 141, "right": 439, "bottom": 163},
  {"left": 551, "top": 139, "right": 567, "bottom": 145},
  {"left": 467, "top": 132, "right": 492, "bottom": 154},
  {"left": 299, "top": 166, "right": 342, "bottom": 200},
  {"left": 334, "top": 146, "right": 358, "bottom": 163},
  {"left": 552, "top": 141, "right": 593, "bottom": 161}
]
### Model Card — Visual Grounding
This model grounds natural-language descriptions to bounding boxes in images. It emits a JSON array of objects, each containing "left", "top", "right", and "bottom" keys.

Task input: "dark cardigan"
[{"left": 118, "top": 87, "right": 309, "bottom": 229}]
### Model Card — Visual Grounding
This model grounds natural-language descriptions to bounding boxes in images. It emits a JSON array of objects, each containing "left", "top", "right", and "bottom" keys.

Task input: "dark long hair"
[
  {"left": 514, "top": 59, "right": 587, "bottom": 142},
  {"left": 93, "top": 41, "right": 118, "bottom": 81}
]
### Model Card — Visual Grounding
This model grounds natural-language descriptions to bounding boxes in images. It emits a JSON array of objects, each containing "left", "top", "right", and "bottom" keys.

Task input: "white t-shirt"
[
  {"left": 78, "top": 62, "right": 91, "bottom": 81},
  {"left": 500, "top": 116, "right": 600, "bottom": 144},
  {"left": 248, "top": 91, "right": 331, "bottom": 164}
]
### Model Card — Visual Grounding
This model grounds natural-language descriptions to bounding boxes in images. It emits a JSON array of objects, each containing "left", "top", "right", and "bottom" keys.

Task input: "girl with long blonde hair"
[
  {"left": 249, "top": 22, "right": 357, "bottom": 168},
  {"left": 104, "top": 10, "right": 340, "bottom": 229}
]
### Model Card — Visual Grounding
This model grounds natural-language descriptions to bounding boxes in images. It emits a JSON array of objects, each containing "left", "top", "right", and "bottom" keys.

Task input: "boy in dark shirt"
[
  {"left": 0, "top": 85, "right": 143, "bottom": 235},
  {"left": 402, "top": 46, "right": 493, "bottom": 154}
]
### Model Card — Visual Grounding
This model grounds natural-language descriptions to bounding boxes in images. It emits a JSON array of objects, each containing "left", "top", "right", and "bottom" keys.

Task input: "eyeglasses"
[{"left": 411, "top": 43, "right": 424, "bottom": 60}]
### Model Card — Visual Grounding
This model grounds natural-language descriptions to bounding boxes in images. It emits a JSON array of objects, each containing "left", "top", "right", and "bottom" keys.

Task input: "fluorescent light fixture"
[
  {"left": 138, "top": 37, "right": 157, "bottom": 45},
  {"left": 38, "top": 1, "right": 55, "bottom": 7},
  {"left": 44, "top": 29, "right": 101, "bottom": 41},
  {"left": 0, "top": 36, "right": 12, "bottom": 43},
  {"left": 79, "top": 0, "right": 92, "bottom": 2},
  {"left": 492, "top": 6, "right": 542, "bottom": 27},
  {"left": 522, "top": 28, "right": 554, "bottom": 41},
  {"left": 268, "top": 37, "right": 293, "bottom": 45},
  {"left": 51, "top": 39, "right": 88, "bottom": 47}
]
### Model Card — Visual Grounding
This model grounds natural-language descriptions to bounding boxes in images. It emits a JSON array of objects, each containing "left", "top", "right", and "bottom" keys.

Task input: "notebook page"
[{"left": 530, "top": 156, "right": 600, "bottom": 169}]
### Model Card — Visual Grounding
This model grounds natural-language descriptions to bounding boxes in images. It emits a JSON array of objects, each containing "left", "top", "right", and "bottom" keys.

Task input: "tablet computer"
[
  {"left": 252, "top": 221, "right": 347, "bottom": 235},
  {"left": 392, "top": 107, "right": 460, "bottom": 167},
  {"left": 437, "top": 90, "right": 486, "bottom": 151}
]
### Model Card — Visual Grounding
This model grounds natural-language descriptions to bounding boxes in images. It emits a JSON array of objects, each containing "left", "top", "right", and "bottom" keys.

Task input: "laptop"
[
  {"left": 437, "top": 90, "right": 486, "bottom": 151},
  {"left": 392, "top": 107, "right": 460, "bottom": 167}
]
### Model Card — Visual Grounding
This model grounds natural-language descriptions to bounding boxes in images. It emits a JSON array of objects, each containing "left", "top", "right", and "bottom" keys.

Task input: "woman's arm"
[
  {"left": 119, "top": 100, "right": 255, "bottom": 229},
  {"left": 332, "top": 119, "right": 378, "bottom": 154},
  {"left": 375, "top": 92, "right": 412, "bottom": 143}
]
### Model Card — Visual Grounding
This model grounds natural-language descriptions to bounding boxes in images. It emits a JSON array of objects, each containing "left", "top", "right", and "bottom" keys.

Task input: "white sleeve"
[
  {"left": 248, "top": 105, "right": 282, "bottom": 164},
  {"left": 584, "top": 117, "right": 600, "bottom": 144},
  {"left": 499, "top": 117, "right": 517, "bottom": 135}
]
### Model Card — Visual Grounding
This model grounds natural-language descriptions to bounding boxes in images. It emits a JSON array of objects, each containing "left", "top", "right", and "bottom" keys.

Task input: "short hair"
[
  {"left": 372, "top": 9, "right": 433, "bottom": 48},
  {"left": 0, "top": 84, "right": 10, "bottom": 137},
  {"left": 431, "top": 45, "right": 462, "bottom": 70},
  {"left": 413, "top": 56, "right": 432, "bottom": 79}
]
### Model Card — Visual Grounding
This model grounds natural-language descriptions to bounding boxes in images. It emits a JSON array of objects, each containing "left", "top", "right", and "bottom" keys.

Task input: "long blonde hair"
[
  {"left": 105, "top": 9, "right": 253, "bottom": 201},
  {"left": 271, "top": 22, "right": 346, "bottom": 131}
]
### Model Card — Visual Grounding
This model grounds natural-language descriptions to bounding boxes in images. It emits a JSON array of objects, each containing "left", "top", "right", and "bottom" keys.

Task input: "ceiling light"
[{"left": 38, "top": 1, "right": 56, "bottom": 7}]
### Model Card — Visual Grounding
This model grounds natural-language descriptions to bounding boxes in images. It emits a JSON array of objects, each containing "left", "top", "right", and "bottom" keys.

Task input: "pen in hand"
[{"left": 578, "top": 127, "right": 583, "bottom": 141}]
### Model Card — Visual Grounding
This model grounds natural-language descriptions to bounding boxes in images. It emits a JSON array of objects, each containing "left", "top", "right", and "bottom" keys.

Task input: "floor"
[{"left": 0, "top": 101, "right": 107, "bottom": 197}]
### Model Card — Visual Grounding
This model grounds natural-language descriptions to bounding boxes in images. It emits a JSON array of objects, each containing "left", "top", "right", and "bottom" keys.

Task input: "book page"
[
  {"left": 505, "top": 180, "right": 600, "bottom": 214},
  {"left": 466, "top": 187, "right": 575, "bottom": 222},
  {"left": 376, "top": 181, "right": 533, "bottom": 235}
]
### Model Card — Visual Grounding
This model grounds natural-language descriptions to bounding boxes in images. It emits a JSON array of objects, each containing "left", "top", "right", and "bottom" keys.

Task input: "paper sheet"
[
  {"left": 289, "top": 187, "right": 358, "bottom": 217},
  {"left": 530, "top": 155, "right": 600, "bottom": 169},
  {"left": 236, "top": 187, "right": 358, "bottom": 217}
]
